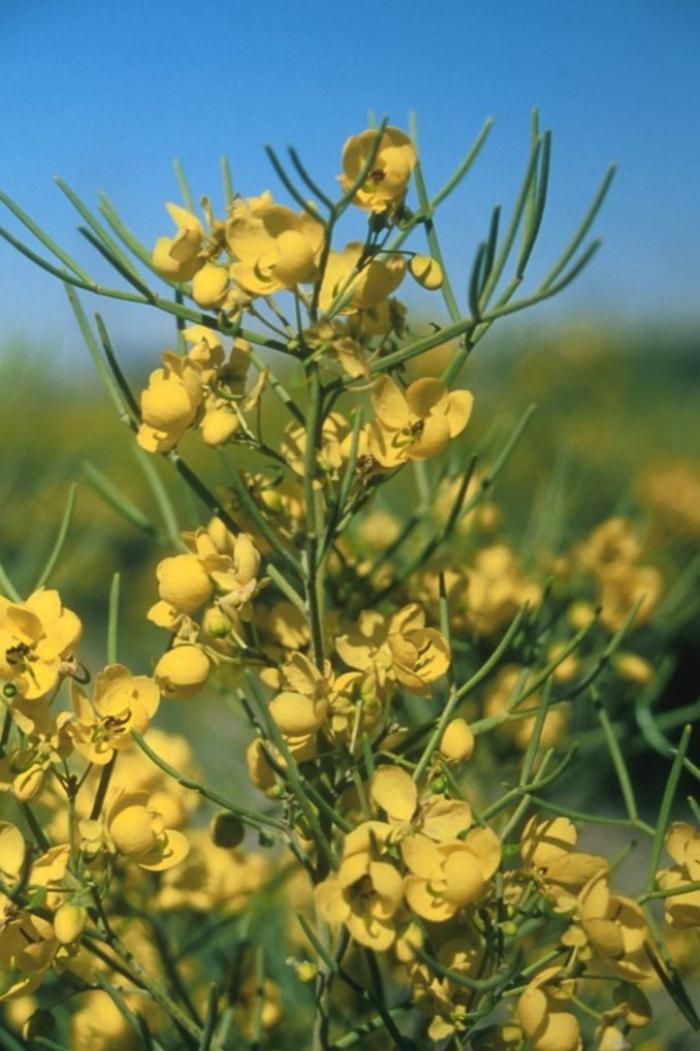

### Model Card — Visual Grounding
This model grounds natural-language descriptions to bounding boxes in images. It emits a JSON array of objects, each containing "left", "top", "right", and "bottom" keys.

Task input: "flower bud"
[
  {"left": 439, "top": 718, "right": 474, "bottom": 763},
  {"left": 13, "top": 764, "right": 46, "bottom": 801},
  {"left": 110, "top": 805, "right": 157, "bottom": 856},
  {"left": 202, "top": 606, "right": 232, "bottom": 638},
  {"left": 192, "top": 263, "right": 229, "bottom": 307},
  {"left": 155, "top": 645, "right": 211, "bottom": 699},
  {"left": 54, "top": 903, "right": 88, "bottom": 945},
  {"left": 141, "top": 375, "right": 194, "bottom": 431},
  {"left": 157, "top": 554, "right": 212, "bottom": 613},
  {"left": 201, "top": 407, "right": 239, "bottom": 447},
  {"left": 210, "top": 811, "right": 245, "bottom": 848},
  {"left": 409, "top": 253, "right": 444, "bottom": 290}
]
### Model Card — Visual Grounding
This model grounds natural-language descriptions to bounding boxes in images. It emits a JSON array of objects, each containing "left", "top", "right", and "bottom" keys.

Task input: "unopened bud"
[{"left": 54, "top": 903, "right": 88, "bottom": 945}]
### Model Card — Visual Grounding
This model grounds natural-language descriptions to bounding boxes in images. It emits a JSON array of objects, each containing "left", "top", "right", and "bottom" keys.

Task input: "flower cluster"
[{"left": 0, "top": 119, "right": 697, "bottom": 1051}]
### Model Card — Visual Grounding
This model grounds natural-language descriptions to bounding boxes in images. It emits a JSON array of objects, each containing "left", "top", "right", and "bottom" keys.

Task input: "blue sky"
[{"left": 1, "top": 0, "right": 699, "bottom": 354}]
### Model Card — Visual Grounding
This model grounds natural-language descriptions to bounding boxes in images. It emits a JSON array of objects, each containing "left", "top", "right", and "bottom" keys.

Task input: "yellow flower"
[
  {"left": 657, "top": 821, "right": 700, "bottom": 928},
  {"left": 105, "top": 789, "right": 189, "bottom": 871},
  {"left": 227, "top": 194, "right": 325, "bottom": 295},
  {"left": 136, "top": 352, "right": 202, "bottom": 453},
  {"left": 154, "top": 644, "right": 211, "bottom": 699},
  {"left": 268, "top": 652, "right": 330, "bottom": 736},
  {"left": 0, "top": 705, "right": 72, "bottom": 801},
  {"left": 339, "top": 127, "right": 416, "bottom": 212},
  {"left": 152, "top": 202, "right": 205, "bottom": 282},
  {"left": 0, "top": 897, "right": 56, "bottom": 1002},
  {"left": 282, "top": 411, "right": 354, "bottom": 479},
  {"left": 149, "top": 526, "right": 261, "bottom": 629},
  {"left": 315, "top": 820, "right": 403, "bottom": 950},
  {"left": 154, "top": 553, "right": 214, "bottom": 615},
  {"left": 68, "top": 664, "right": 160, "bottom": 764},
  {"left": 577, "top": 872, "right": 650, "bottom": 978},
  {"left": 517, "top": 966, "right": 582, "bottom": 1051},
  {"left": 0, "top": 589, "right": 81, "bottom": 702},
  {"left": 336, "top": 603, "right": 450, "bottom": 695},
  {"left": 318, "top": 242, "right": 405, "bottom": 314},
  {"left": 366, "top": 376, "right": 473, "bottom": 468},
  {"left": 403, "top": 825, "right": 501, "bottom": 922},
  {"left": 521, "top": 814, "right": 608, "bottom": 913}
]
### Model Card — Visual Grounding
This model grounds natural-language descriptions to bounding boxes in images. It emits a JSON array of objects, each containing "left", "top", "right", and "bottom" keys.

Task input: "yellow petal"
[
  {"left": 371, "top": 376, "right": 410, "bottom": 430},
  {"left": 370, "top": 766, "right": 417, "bottom": 823}
]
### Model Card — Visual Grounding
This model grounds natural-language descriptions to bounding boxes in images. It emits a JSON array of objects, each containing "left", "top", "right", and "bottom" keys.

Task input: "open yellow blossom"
[
  {"left": 149, "top": 526, "right": 261, "bottom": 630},
  {"left": 282, "top": 411, "right": 355, "bottom": 479},
  {"left": 402, "top": 825, "right": 501, "bottom": 923},
  {"left": 315, "top": 820, "right": 403, "bottom": 949},
  {"left": 0, "top": 898, "right": 57, "bottom": 1002},
  {"left": 367, "top": 376, "right": 473, "bottom": 468},
  {"left": 0, "top": 704, "right": 72, "bottom": 801},
  {"left": 339, "top": 127, "right": 416, "bottom": 212},
  {"left": 318, "top": 243, "right": 406, "bottom": 314},
  {"left": 0, "top": 589, "right": 81, "bottom": 701},
  {"left": 370, "top": 765, "right": 473, "bottom": 842},
  {"left": 521, "top": 815, "right": 608, "bottom": 912},
  {"left": 227, "top": 194, "right": 325, "bottom": 295},
  {"left": 152, "top": 202, "right": 205, "bottom": 282},
  {"left": 575, "top": 872, "right": 650, "bottom": 978},
  {"left": 68, "top": 664, "right": 160, "bottom": 764},
  {"left": 336, "top": 603, "right": 450, "bottom": 695}
]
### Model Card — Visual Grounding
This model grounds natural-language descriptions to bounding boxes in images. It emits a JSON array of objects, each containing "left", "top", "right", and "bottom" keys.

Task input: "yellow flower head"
[
  {"left": 367, "top": 376, "right": 473, "bottom": 468},
  {"left": 315, "top": 820, "right": 403, "bottom": 950},
  {"left": 69, "top": 664, "right": 160, "bottom": 765},
  {"left": 152, "top": 202, "right": 205, "bottom": 282},
  {"left": 227, "top": 194, "right": 325, "bottom": 295},
  {"left": 318, "top": 242, "right": 406, "bottom": 315},
  {"left": 340, "top": 127, "right": 416, "bottom": 212},
  {"left": 0, "top": 588, "right": 81, "bottom": 701},
  {"left": 105, "top": 789, "right": 189, "bottom": 871},
  {"left": 336, "top": 603, "right": 450, "bottom": 695}
]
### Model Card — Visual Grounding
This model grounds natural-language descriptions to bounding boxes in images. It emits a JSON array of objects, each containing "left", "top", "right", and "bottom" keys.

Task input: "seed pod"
[{"left": 210, "top": 811, "right": 245, "bottom": 849}]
